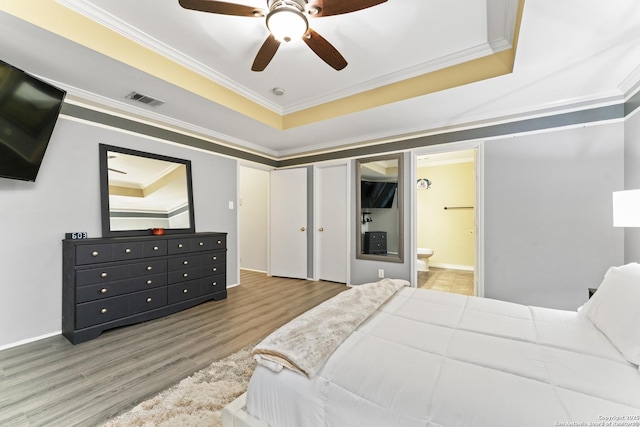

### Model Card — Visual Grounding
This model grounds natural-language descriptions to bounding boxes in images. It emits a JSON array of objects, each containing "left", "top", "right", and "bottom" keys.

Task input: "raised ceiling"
[{"left": 0, "top": 0, "right": 639, "bottom": 160}]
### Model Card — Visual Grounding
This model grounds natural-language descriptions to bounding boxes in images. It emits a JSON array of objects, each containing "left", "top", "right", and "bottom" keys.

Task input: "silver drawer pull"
[
  {"left": 147, "top": 266, "right": 153, "bottom": 271},
  {"left": 199, "top": 242, "right": 204, "bottom": 246},
  {"left": 146, "top": 297, "right": 152, "bottom": 303},
  {"left": 100, "top": 308, "right": 107, "bottom": 314},
  {"left": 125, "top": 248, "right": 132, "bottom": 253},
  {"left": 178, "top": 244, "right": 183, "bottom": 248},
  {"left": 212, "top": 282, "right": 217, "bottom": 286},
  {"left": 101, "top": 288, "right": 108, "bottom": 294},
  {"left": 147, "top": 280, "right": 153, "bottom": 285},
  {"left": 92, "top": 251, "right": 99, "bottom": 257},
  {"left": 153, "top": 246, "right": 159, "bottom": 251},
  {"left": 217, "top": 240, "right": 222, "bottom": 244},
  {"left": 183, "top": 289, "right": 188, "bottom": 293},
  {"left": 101, "top": 272, "right": 108, "bottom": 278},
  {"left": 183, "top": 273, "right": 189, "bottom": 278},
  {"left": 212, "top": 256, "right": 217, "bottom": 261},
  {"left": 212, "top": 267, "right": 217, "bottom": 272},
  {"left": 183, "top": 260, "right": 189, "bottom": 265}
]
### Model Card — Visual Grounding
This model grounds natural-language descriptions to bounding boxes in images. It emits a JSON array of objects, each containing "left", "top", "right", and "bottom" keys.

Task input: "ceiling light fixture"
[{"left": 266, "top": 0, "right": 308, "bottom": 43}]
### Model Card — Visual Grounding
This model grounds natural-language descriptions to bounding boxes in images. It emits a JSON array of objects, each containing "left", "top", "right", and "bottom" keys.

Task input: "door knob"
[
  {"left": 300, "top": 227, "right": 306, "bottom": 232},
  {"left": 319, "top": 227, "right": 324, "bottom": 232}
]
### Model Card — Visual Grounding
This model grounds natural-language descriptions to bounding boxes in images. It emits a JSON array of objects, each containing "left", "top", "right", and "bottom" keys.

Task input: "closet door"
[
  {"left": 269, "top": 168, "right": 307, "bottom": 279},
  {"left": 315, "top": 163, "right": 348, "bottom": 283}
]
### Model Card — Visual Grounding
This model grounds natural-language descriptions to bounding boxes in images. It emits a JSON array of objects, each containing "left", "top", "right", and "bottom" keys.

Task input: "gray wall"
[
  {"left": 624, "top": 109, "right": 640, "bottom": 262},
  {"left": 0, "top": 118, "right": 237, "bottom": 349},
  {"left": 347, "top": 123, "right": 626, "bottom": 311},
  {"left": 483, "top": 123, "right": 624, "bottom": 310}
]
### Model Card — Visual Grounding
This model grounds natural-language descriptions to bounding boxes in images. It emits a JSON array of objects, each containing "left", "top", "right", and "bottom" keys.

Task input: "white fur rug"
[{"left": 103, "top": 344, "right": 255, "bottom": 427}]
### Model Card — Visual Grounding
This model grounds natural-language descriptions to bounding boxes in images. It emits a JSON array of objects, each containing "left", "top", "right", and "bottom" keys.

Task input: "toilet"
[{"left": 416, "top": 248, "right": 434, "bottom": 272}]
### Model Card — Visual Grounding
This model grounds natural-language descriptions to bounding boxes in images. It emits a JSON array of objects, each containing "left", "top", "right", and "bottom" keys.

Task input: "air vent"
[{"left": 125, "top": 91, "right": 165, "bottom": 107}]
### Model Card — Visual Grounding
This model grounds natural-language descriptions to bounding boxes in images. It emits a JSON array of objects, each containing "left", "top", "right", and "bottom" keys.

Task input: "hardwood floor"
[{"left": 0, "top": 271, "right": 346, "bottom": 427}]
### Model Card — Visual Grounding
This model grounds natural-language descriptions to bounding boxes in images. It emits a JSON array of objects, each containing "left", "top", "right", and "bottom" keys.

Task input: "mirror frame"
[
  {"left": 356, "top": 153, "right": 404, "bottom": 263},
  {"left": 99, "top": 144, "right": 196, "bottom": 237}
]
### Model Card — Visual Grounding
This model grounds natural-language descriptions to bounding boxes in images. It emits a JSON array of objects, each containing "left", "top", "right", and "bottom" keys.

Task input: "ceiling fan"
[{"left": 178, "top": 0, "right": 388, "bottom": 71}]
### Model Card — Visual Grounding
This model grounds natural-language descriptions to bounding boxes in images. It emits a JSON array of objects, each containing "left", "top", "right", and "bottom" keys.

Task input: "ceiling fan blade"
[
  {"left": 309, "top": 0, "right": 387, "bottom": 17},
  {"left": 252, "top": 34, "right": 281, "bottom": 72},
  {"left": 303, "top": 28, "right": 347, "bottom": 70},
  {"left": 178, "top": 0, "right": 265, "bottom": 17}
]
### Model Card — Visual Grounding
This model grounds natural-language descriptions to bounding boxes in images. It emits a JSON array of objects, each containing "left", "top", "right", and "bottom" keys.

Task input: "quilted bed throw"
[{"left": 252, "top": 278, "right": 408, "bottom": 378}]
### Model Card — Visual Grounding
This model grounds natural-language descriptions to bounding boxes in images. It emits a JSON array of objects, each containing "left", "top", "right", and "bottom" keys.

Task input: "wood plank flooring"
[{"left": 0, "top": 271, "right": 346, "bottom": 427}]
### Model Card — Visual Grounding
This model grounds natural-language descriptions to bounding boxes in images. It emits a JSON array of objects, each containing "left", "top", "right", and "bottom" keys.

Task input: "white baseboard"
[
  {"left": 430, "top": 262, "right": 475, "bottom": 271},
  {"left": 0, "top": 330, "right": 61, "bottom": 352},
  {"left": 239, "top": 268, "right": 267, "bottom": 273}
]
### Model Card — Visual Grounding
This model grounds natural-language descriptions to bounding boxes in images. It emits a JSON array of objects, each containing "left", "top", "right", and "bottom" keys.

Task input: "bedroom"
[{"left": 0, "top": 0, "right": 639, "bottom": 424}]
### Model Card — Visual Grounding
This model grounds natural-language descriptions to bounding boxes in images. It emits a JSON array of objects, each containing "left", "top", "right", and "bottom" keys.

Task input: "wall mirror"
[
  {"left": 99, "top": 144, "right": 195, "bottom": 237},
  {"left": 356, "top": 153, "right": 404, "bottom": 263}
]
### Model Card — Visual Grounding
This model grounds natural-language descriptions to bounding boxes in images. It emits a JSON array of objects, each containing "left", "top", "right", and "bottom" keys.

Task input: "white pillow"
[{"left": 579, "top": 263, "right": 640, "bottom": 366}]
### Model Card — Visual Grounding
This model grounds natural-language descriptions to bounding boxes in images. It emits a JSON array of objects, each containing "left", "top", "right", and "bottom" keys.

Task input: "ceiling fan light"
[{"left": 266, "top": 6, "right": 308, "bottom": 43}]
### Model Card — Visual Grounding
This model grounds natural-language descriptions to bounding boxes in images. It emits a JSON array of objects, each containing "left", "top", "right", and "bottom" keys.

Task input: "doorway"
[{"left": 413, "top": 147, "right": 480, "bottom": 296}]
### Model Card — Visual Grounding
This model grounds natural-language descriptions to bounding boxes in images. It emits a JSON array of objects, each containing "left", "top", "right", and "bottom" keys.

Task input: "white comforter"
[{"left": 246, "top": 287, "right": 640, "bottom": 427}]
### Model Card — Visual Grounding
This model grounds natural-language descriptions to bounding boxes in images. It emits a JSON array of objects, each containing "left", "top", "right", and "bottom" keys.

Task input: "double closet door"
[{"left": 269, "top": 164, "right": 348, "bottom": 283}]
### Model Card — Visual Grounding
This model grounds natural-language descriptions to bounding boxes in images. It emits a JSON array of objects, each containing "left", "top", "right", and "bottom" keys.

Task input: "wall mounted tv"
[
  {"left": 361, "top": 181, "right": 397, "bottom": 209},
  {"left": 0, "top": 59, "right": 66, "bottom": 182}
]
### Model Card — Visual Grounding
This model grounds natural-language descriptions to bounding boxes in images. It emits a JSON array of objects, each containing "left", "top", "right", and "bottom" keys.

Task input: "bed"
[{"left": 222, "top": 264, "right": 640, "bottom": 427}]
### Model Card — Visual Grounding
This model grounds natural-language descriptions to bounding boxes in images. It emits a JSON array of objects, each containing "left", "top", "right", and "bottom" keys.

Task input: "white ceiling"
[{"left": 1, "top": 0, "right": 639, "bottom": 160}]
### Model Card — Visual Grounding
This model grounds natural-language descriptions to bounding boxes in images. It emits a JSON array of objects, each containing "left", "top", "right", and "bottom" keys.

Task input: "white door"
[
  {"left": 315, "top": 163, "right": 348, "bottom": 283},
  {"left": 270, "top": 168, "right": 307, "bottom": 279}
]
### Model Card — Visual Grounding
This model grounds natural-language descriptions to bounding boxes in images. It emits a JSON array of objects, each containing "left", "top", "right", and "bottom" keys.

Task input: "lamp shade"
[{"left": 613, "top": 189, "right": 640, "bottom": 227}]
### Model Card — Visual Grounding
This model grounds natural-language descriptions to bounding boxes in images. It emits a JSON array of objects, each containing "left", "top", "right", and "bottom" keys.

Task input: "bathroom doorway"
[{"left": 414, "top": 148, "right": 479, "bottom": 296}]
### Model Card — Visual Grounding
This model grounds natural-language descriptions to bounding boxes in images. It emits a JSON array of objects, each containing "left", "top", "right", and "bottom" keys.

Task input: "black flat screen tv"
[
  {"left": 0, "top": 59, "right": 66, "bottom": 182},
  {"left": 361, "top": 180, "right": 397, "bottom": 209}
]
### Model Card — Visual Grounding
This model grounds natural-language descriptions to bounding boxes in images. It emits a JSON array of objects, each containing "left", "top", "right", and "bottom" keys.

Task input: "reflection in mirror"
[
  {"left": 356, "top": 154, "right": 404, "bottom": 263},
  {"left": 99, "top": 144, "right": 195, "bottom": 237}
]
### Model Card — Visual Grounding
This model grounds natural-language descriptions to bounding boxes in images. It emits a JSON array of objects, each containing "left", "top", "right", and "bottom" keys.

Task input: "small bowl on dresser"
[{"left": 151, "top": 228, "right": 165, "bottom": 236}]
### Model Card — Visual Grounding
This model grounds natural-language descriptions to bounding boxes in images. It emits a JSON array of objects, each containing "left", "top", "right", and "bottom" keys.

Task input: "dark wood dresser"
[
  {"left": 62, "top": 232, "right": 227, "bottom": 344},
  {"left": 363, "top": 231, "right": 387, "bottom": 254}
]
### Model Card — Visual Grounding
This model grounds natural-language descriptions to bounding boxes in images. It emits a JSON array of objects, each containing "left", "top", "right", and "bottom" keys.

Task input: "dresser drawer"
[
  {"left": 168, "top": 280, "right": 204, "bottom": 304},
  {"left": 111, "top": 242, "right": 143, "bottom": 261},
  {"left": 201, "top": 274, "right": 226, "bottom": 295},
  {"left": 191, "top": 235, "right": 226, "bottom": 252},
  {"left": 76, "top": 280, "right": 128, "bottom": 303},
  {"left": 75, "top": 241, "right": 145, "bottom": 265},
  {"left": 128, "top": 287, "right": 167, "bottom": 315},
  {"left": 200, "top": 251, "right": 226, "bottom": 267},
  {"left": 75, "top": 244, "right": 113, "bottom": 265},
  {"left": 127, "top": 273, "right": 167, "bottom": 293},
  {"left": 76, "top": 295, "right": 128, "bottom": 329},
  {"left": 76, "top": 265, "right": 128, "bottom": 286},
  {"left": 167, "top": 238, "right": 193, "bottom": 255},
  {"left": 167, "top": 235, "right": 226, "bottom": 255},
  {"left": 168, "top": 266, "right": 201, "bottom": 284},
  {"left": 142, "top": 240, "right": 167, "bottom": 257},
  {"left": 168, "top": 254, "right": 201, "bottom": 271},
  {"left": 201, "top": 263, "right": 225, "bottom": 277},
  {"left": 128, "top": 259, "right": 167, "bottom": 278}
]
